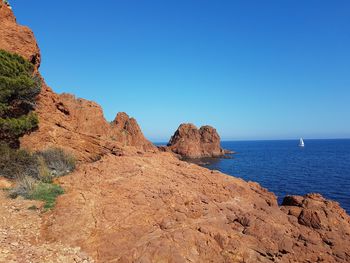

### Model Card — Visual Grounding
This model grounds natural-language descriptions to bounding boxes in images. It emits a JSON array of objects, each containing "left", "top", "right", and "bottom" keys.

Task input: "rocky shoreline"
[{"left": 1, "top": 2, "right": 350, "bottom": 262}]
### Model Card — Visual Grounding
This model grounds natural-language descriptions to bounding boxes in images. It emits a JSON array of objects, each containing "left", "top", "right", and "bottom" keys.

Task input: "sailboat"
[{"left": 299, "top": 138, "right": 305, "bottom": 147}]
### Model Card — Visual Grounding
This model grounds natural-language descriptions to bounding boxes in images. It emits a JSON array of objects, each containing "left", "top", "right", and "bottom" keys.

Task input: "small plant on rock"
[
  {"left": 0, "top": 143, "right": 40, "bottom": 180},
  {"left": 36, "top": 148, "right": 76, "bottom": 177},
  {"left": 0, "top": 144, "right": 75, "bottom": 209},
  {"left": 8, "top": 176, "right": 36, "bottom": 199},
  {"left": 28, "top": 182, "right": 64, "bottom": 210}
]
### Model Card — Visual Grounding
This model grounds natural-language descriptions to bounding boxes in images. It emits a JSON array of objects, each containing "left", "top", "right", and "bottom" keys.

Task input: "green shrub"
[
  {"left": 0, "top": 112, "right": 38, "bottom": 139},
  {"left": 0, "top": 143, "right": 40, "bottom": 180},
  {"left": 0, "top": 50, "right": 41, "bottom": 147},
  {"left": 0, "top": 144, "right": 75, "bottom": 180},
  {"left": 28, "top": 183, "right": 64, "bottom": 210},
  {"left": 0, "top": 49, "right": 33, "bottom": 79},
  {"left": 37, "top": 148, "right": 76, "bottom": 177},
  {"left": 9, "top": 181, "right": 64, "bottom": 210},
  {"left": 1, "top": 144, "right": 74, "bottom": 209}
]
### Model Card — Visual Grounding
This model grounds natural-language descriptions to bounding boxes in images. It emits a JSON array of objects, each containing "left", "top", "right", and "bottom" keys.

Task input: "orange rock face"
[
  {"left": 0, "top": 3, "right": 41, "bottom": 70},
  {"left": 166, "top": 123, "right": 228, "bottom": 158},
  {"left": 43, "top": 153, "right": 350, "bottom": 262},
  {"left": 20, "top": 85, "right": 156, "bottom": 161}
]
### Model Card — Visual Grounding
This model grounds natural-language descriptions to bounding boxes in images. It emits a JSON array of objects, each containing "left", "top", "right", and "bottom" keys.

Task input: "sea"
[{"left": 157, "top": 139, "right": 350, "bottom": 213}]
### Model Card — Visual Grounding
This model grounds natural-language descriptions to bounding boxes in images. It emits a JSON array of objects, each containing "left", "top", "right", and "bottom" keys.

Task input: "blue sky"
[{"left": 12, "top": 0, "right": 350, "bottom": 141}]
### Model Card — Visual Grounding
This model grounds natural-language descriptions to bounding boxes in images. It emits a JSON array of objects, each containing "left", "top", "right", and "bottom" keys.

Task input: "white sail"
[{"left": 299, "top": 138, "right": 305, "bottom": 147}]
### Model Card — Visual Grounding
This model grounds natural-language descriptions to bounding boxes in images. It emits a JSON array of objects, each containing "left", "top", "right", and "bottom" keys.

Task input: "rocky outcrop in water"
[{"left": 166, "top": 123, "right": 231, "bottom": 158}]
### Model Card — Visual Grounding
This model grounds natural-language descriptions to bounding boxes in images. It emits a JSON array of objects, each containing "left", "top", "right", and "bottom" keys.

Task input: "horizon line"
[{"left": 151, "top": 137, "right": 350, "bottom": 144}]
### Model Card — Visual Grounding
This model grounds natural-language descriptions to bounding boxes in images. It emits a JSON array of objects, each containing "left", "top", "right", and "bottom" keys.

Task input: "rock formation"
[
  {"left": 0, "top": 2, "right": 41, "bottom": 70},
  {"left": 1, "top": 3, "right": 350, "bottom": 262},
  {"left": 0, "top": 2, "right": 156, "bottom": 162},
  {"left": 166, "top": 123, "right": 230, "bottom": 158},
  {"left": 43, "top": 153, "right": 350, "bottom": 262},
  {"left": 20, "top": 86, "right": 156, "bottom": 161}
]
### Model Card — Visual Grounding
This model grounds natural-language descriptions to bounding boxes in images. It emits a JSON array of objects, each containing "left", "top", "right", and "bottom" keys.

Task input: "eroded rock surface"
[
  {"left": 43, "top": 152, "right": 350, "bottom": 262},
  {"left": 20, "top": 87, "right": 156, "bottom": 161},
  {"left": 166, "top": 123, "right": 230, "bottom": 158}
]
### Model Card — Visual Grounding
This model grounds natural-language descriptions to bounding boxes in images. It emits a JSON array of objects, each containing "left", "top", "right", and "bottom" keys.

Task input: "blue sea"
[
  {"left": 157, "top": 139, "right": 350, "bottom": 213},
  {"left": 210, "top": 139, "right": 350, "bottom": 213}
]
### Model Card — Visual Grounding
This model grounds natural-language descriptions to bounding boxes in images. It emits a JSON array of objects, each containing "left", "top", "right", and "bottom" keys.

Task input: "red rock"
[
  {"left": 43, "top": 153, "right": 350, "bottom": 262},
  {"left": 0, "top": 3, "right": 40, "bottom": 70},
  {"left": 19, "top": 87, "right": 156, "bottom": 161},
  {"left": 281, "top": 195, "right": 304, "bottom": 207},
  {"left": 166, "top": 123, "right": 229, "bottom": 158},
  {"left": 111, "top": 112, "right": 155, "bottom": 151},
  {"left": 298, "top": 209, "right": 322, "bottom": 229},
  {"left": 2, "top": 4, "right": 350, "bottom": 262}
]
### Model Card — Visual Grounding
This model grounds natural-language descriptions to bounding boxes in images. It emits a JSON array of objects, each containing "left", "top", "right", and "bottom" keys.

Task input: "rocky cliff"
[
  {"left": 0, "top": 2, "right": 40, "bottom": 70},
  {"left": 0, "top": 2, "right": 156, "bottom": 162},
  {"left": 1, "top": 3, "right": 350, "bottom": 263},
  {"left": 166, "top": 123, "right": 229, "bottom": 158}
]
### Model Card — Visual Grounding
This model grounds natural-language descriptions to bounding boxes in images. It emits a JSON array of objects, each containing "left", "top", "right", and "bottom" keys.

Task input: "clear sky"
[{"left": 11, "top": 0, "right": 350, "bottom": 142}]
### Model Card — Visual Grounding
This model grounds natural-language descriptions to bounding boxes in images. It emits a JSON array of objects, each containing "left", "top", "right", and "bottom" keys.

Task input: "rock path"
[{"left": 0, "top": 191, "right": 93, "bottom": 263}]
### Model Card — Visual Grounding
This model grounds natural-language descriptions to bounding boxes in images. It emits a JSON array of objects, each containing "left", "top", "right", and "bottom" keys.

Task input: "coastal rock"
[
  {"left": 0, "top": 2, "right": 41, "bottom": 70},
  {"left": 281, "top": 195, "right": 304, "bottom": 207},
  {"left": 1, "top": 4, "right": 350, "bottom": 263},
  {"left": 166, "top": 123, "right": 230, "bottom": 158},
  {"left": 0, "top": 2, "right": 156, "bottom": 162},
  {"left": 43, "top": 153, "right": 350, "bottom": 262},
  {"left": 19, "top": 83, "right": 157, "bottom": 161},
  {"left": 111, "top": 112, "right": 154, "bottom": 150}
]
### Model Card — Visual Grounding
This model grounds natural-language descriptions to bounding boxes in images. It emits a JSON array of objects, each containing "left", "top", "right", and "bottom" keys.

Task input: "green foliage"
[
  {"left": 0, "top": 143, "right": 40, "bottom": 180},
  {"left": 0, "top": 112, "right": 38, "bottom": 138},
  {"left": 0, "top": 50, "right": 41, "bottom": 147},
  {"left": 28, "top": 183, "right": 64, "bottom": 210},
  {"left": 1, "top": 145, "right": 75, "bottom": 209},
  {"left": 0, "top": 144, "right": 76, "bottom": 180},
  {"left": 0, "top": 50, "right": 33, "bottom": 77}
]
